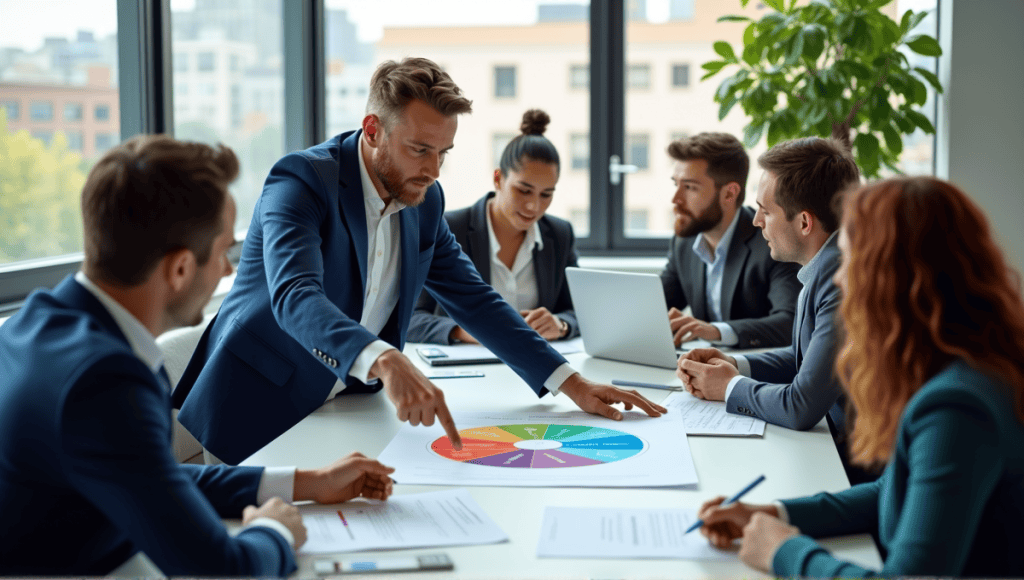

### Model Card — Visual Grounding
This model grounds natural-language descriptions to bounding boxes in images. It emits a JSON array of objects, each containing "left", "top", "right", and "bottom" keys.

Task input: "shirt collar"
[
  {"left": 485, "top": 197, "right": 543, "bottom": 259},
  {"left": 74, "top": 271, "right": 165, "bottom": 373},
  {"left": 691, "top": 208, "right": 741, "bottom": 266},
  {"left": 357, "top": 133, "right": 407, "bottom": 217},
  {"left": 798, "top": 230, "right": 839, "bottom": 285}
]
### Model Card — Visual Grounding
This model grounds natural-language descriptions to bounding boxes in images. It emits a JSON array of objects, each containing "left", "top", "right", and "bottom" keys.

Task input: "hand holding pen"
[{"left": 689, "top": 474, "right": 768, "bottom": 538}]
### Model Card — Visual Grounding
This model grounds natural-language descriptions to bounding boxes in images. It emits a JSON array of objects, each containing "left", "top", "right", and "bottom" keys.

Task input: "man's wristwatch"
[{"left": 557, "top": 317, "right": 569, "bottom": 338}]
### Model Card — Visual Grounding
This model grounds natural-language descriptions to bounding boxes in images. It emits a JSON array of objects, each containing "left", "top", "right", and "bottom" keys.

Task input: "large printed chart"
[
  {"left": 430, "top": 425, "right": 646, "bottom": 468},
  {"left": 378, "top": 411, "right": 698, "bottom": 488}
]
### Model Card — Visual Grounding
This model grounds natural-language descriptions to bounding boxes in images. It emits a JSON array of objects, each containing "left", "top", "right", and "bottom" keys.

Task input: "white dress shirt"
[
  {"left": 336, "top": 140, "right": 576, "bottom": 396},
  {"left": 690, "top": 210, "right": 740, "bottom": 346},
  {"left": 74, "top": 272, "right": 297, "bottom": 547},
  {"left": 485, "top": 199, "right": 542, "bottom": 311}
]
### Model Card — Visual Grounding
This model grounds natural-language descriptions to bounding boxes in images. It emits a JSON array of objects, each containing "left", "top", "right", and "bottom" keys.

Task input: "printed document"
[
  {"left": 300, "top": 489, "right": 507, "bottom": 554},
  {"left": 662, "top": 391, "right": 766, "bottom": 436},
  {"left": 537, "top": 506, "right": 733, "bottom": 560}
]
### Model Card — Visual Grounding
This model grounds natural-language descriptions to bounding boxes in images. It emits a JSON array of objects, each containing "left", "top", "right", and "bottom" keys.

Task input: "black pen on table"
[{"left": 685, "top": 474, "right": 766, "bottom": 534}]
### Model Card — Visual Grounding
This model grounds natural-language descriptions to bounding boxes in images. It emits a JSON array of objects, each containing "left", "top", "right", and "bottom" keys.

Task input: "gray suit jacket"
[
  {"left": 727, "top": 234, "right": 845, "bottom": 431},
  {"left": 660, "top": 206, "right": 801, "bottom": 348},
  {"left": 408, "top": 192, "right": 580, "bottom": 344}
]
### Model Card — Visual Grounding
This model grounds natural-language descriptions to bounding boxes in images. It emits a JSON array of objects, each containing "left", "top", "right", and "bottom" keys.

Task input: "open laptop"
[{"left": 565, "top": 267, "right": 697, "bottom": 369}]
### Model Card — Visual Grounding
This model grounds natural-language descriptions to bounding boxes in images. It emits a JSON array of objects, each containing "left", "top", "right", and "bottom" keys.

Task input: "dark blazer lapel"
[
  {"left": 337, "top": 131, "right": 369, "bottom": 294},
  {"left": 688, "top": 244, "right": 709, "bottom": 320},
  {"left": 534, "top": 218, "right": 556, "bottom": 307},
  {"left": 466, "top": 194, "right": 492, "bottom": 285},
  {"left": 720, "top": 207, "right": 755, "bottom": 321}
]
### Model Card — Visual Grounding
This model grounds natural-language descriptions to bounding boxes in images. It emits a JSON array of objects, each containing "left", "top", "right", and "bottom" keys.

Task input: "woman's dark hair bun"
[{"left": 520, "top": 109, "right": 550, "bottom": 136}]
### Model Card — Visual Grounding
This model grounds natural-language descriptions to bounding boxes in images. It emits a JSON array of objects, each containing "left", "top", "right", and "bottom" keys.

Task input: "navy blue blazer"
[
  {"left": 174, "top": 130, "right": 567, "bottom": 465},
  {"left": 408, "top": 191, "right": 580, "bottom": 344},
  {"left": 660, "top": 206, "right": 801, "bottom": 349},
  {"left": 727, "top": 235, "right": 845, "bottom": 432},
  {"left": 0, "top": 276, "right": 294, "bottom": 577},
  {"left": 775, "top": 361, "right": 1024, "bottom": 577}
]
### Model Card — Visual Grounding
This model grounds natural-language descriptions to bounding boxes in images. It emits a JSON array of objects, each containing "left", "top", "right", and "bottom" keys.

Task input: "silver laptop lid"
[{"left": 564, "top": 267, "right": 679, "bottom": 369}]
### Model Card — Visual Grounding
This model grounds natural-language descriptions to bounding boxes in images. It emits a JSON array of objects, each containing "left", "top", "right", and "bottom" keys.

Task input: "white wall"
[{"left": 937, "top": 0, "right": 1024, "bottom": 277}]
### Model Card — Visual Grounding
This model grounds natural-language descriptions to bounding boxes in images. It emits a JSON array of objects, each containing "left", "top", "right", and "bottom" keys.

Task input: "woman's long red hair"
[{"left": 837, "top": 177, "right": 1024, "bottom": 466}]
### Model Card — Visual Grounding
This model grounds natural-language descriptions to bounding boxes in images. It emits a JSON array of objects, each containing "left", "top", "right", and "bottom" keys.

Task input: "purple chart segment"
[
  {"left": 530, "top": 449, "right": 603, "bottom": 468},
  {"left": 467, "top": 450, "right": 536, "bottom": 467}
]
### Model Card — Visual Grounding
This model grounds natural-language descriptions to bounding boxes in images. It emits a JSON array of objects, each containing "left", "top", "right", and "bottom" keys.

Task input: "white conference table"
[{"left": 241, "top": 345, "right": 882, "bottom": 578}]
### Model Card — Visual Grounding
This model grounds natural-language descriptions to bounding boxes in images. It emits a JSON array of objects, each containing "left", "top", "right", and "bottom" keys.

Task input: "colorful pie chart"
[{"left": 429, "top": 424, "right": 646, "bottom": 468}]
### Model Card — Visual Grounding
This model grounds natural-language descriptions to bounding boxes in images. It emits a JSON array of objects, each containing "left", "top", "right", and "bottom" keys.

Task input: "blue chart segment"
[{"left": 431, "top": 424, "right": 646, "bottom": 468}]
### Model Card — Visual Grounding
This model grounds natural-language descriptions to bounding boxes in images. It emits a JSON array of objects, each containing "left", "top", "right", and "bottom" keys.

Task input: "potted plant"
[{"left": 702, "top": 0, "right": 942, "bottom": 176}]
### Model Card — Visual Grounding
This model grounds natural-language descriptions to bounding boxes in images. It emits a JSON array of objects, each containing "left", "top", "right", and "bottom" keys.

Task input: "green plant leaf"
[
  {"left": 913, "top": 66, "right": 944, "bottom": 93},
  {"left": 853, "top": 132, "right": 881, "bottom": 176},
  {"left": 766, "top": 118, "right": 786, "bottom": 148},
  {"left": 909, "top": 77, "right": 929, "bottom": 106},
  {"left": 716, "top": 75, "right": 739, "bottom": 102},
  {"left": 742, "top": 44, "right": 761, "bottom": 67},
  {"left": 908, "top": 10, "right": 928, "bottom": 32},
  {"left": 801, "top": 24, "right": 827, "bottom": 61},
  {"left": 905, "top": 109, "right": 936, "bottom": 133},
  {"left": 764, "top": 0, "right": 785, "bottom": 12},
  {"left": 714, "top": 41, "right": 737, "bottom": 61},
  {"left": 744, "top": 22, "right": 756, "bottom": 46},
  {"left": 719, "top": 93, "right": 741, "bottom": 121},
  {"left": 786, "top": 30, "right": 805, "bottom": 65},
  {"left": 718, "top": 14, "right": 752, "bottom": 23},
  {"left": 905, "top": 34, "right": 942, "bottom": 56},
  {"left": 741, "top": 0, "right": 751, "bottom": 7},
  {"left": 882, "top": 124, "right": 903, "bottom": 155},
  {"left": 701, "top": 60, "right": 728, "bottom": 73},
  {"left": 900, "top": 9, "right": 913, "bottom": 33}
]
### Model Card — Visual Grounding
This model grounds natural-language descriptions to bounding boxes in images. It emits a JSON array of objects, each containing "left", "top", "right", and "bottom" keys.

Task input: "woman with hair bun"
[
  {"left": 694, "top": 176, "right": 1024, "bottom": 577},
  {"left": 409, "top": 109, "right": 580, "bottom": 344}
]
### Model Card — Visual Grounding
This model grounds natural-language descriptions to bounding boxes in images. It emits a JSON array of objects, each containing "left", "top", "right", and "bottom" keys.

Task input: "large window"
[
  {"left": 0, "top": 0, "right": 119, "bottom": 271},
  {"left": 171, "top": 0, "right": 286, "bottom": 236},
  {"left": 494, "top": 65, "right": 517, "bottom": 98}
]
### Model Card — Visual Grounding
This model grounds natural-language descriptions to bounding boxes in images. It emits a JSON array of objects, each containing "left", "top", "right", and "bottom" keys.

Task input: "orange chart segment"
[
  {"left": 458, "top": 426, "right": 525, "bottom": 444},
  {"left": 430, "top": 437, "right": 518, "bottom": 462}
]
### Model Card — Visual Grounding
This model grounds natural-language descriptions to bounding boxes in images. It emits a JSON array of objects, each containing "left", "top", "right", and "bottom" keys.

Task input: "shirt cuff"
[
  {"left": 723, "top": 374, "right": 747, "bottom": 403},
  {"left": 257, "top": 466, "right": 297, "bottom": 504},
  {"left": 349, "top": 340, "right": 397, "bottom": 384},
  {"left": 711, "top": 322, "right": 739, "bottom": 346},
  {"left": 542, "top": 363, "right": 577, "bottom": 396},
  {"left": 773, "top": 501, "right": 790, "bottom": 524},
  {"left": 245, "top": 517, "right": 295, "bottom": 548},
  {"left": 734, "top": 354, "right": 751, "bottom": 377}
]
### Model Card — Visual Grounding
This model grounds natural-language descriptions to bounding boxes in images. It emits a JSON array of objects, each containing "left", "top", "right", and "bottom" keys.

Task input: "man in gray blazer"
[
  {"left": 677, "top": 137, "right": 860, "bottom": 437},
  {"left": 661, "top": 133, "right": 801, "bottom": 349}
]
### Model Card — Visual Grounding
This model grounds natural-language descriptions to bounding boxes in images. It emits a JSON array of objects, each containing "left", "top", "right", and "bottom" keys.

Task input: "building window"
[
  {"left": 627, "top": 64, "right": 651, "bottom": 90},
  {"left": 569, "top": 64, "right": 589, "bottom": 90},
  {"left": 570, "top": 133, "right": 589, "bottom": 170},
  {"left": 174, "top": 53, "right": 187, "bottom": 72},
  {"left": 65, "top": 131, "right": 83, "bottom": 151},
  {"left": 627, "top": 209, "right": 650, "bottom": 231},
  {"left": 627, "top": 133, "right": 650, "bottom": 170},
  {"left": 671, "top": 64, "right": 690, "bottom": 88},
  {"left": 31, "top": 130, "right": 53, "bottom": 145},
  {"left": 197, "top": 52, "right": 216, "bottom": 72},
  {"left": 492, "top": 133, "right": 516, "bottom": 168},
  {"left": 2, "top": 100, "right": 20, "bottom": 120},
  {"left": 494, "top": 65, "right": 516, "bottom": 98},
  {"left": 63, "top": 103, "right": 83, "bottom": 121},
  {"left": 95, "top": 132, "right": 115, "bottom": 152},
  {"left": 94, "top": 104, "right": 110, "bottom": 121},
  {"left": 30, "top": 101, "right": 53, "bottom": 121}
]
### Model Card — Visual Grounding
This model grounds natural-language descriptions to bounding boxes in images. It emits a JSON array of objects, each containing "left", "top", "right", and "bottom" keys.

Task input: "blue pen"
[
  {"left": 611, "top": 379, "right": 682, "bottom": 391},
  {"left": 685, "top": 474, "right": 766, "bottom": 534}
]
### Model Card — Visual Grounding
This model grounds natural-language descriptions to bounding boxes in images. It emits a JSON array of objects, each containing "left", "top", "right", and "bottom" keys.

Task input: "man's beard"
[
  {"left": 373, "top": 149, "right": 430, "bottom": 207},
  {"left": 674, "top": 197, "right": 723, "bottom": 238}
]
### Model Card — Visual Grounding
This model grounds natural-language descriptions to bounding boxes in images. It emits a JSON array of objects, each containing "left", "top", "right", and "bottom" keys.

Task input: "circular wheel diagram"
[{"left": 430, "top": 424, "right": 647, "bottom": 468}]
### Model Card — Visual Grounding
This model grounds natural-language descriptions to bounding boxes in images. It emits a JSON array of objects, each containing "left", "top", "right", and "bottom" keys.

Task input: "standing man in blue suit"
[
  {"left": 660, "top": 132, "right": 801, "bottom": 349},
  {"left": 0, "top": 135, "right": 395, "bottom": 576},
  {"left": 676, "top": 138, "right": 862, "bottom": 471},
  {"left": 173, "top": 57, "right": 664, "bottom": 466}
]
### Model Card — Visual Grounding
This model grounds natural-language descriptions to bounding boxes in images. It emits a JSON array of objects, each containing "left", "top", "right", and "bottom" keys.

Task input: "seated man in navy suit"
[
  {"left": 173, "top": 57, "right": 665, "bottom": 466},
  {"left": 0, "top": 135, "right": 394, "bottom": 576},
  {"left": 660, "top": 132, "right": 801, "bottom": 349}
]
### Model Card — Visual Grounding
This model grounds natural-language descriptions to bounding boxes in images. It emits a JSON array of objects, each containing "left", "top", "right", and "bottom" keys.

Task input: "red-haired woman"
[{"left": 695, "top": 176, "right": 1024, "bottom": 577}]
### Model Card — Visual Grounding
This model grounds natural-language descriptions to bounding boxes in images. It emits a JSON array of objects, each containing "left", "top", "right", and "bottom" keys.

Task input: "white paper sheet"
[
  {"left": 661, "top": 391, "right": 766, "bottom": 436},
  {"left": 299, "top": 489, "right": 507, "bottom": 554},
  {"left": 377, "top": 411, "right": 697, "bottom": 488},
  {"left": 537, "top": 506, "right": 733, "bottom": 560}
]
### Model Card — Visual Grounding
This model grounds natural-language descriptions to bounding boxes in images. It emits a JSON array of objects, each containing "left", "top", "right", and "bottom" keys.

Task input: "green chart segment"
[{"left": 430, "top": 424, "right": 645, "bottom": 468}]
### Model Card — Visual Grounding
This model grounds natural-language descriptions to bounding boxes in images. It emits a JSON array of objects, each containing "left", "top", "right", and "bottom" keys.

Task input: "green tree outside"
[{"left": 0, "top": 109, "right": 87, "bottom": 264}]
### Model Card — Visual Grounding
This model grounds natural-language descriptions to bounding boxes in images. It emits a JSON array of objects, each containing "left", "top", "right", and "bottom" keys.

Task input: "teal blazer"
[{"left": 774, "top": 360, "right": 1024, "bottom": 577}]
